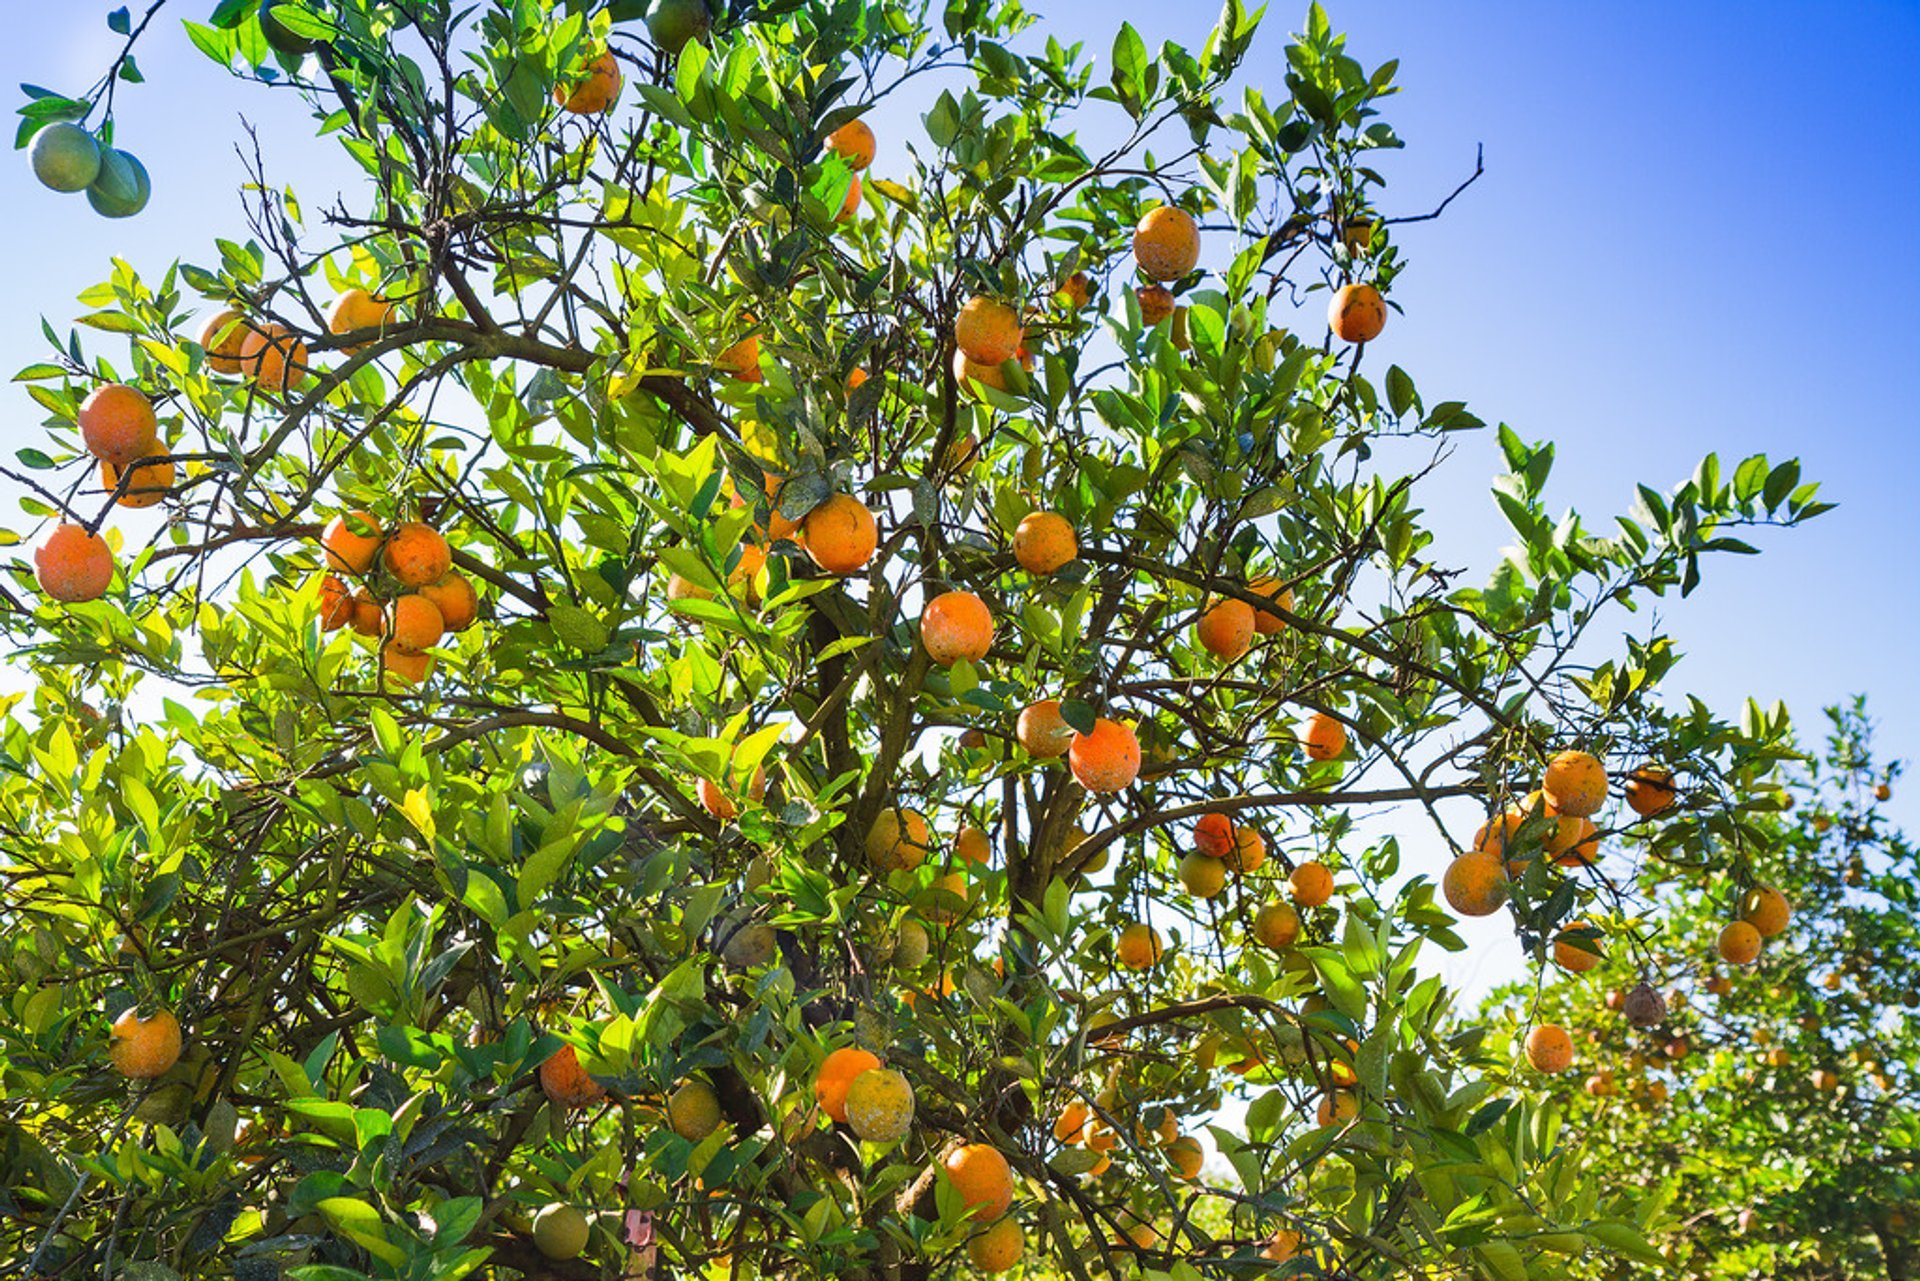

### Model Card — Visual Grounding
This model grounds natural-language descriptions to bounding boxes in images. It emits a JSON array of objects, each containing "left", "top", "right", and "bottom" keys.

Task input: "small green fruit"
[
  {"left": 647, "top": 0, "right": 712, "bottom": 54},
  {"left": 531, "top": 1202, "right": 589, "bottom": 1260},
  {"left": 87, "top": 148, "right": 150, "bottom": 219},
  {"left": 31, "top": 123, "right": 101, "bottom": 192}
]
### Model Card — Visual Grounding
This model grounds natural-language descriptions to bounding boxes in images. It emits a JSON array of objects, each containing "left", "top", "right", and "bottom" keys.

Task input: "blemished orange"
[
  {"left": 327, "top": 288, "right": 396, "bottom": 347},
  {"left": 380, "top": 643, "right": 433, "bottom": 686},
  {"left": 322, "top": 510, "right": 383, "bottom": 574},
  {"left": 1228, "top": 825, "right": 1267, "bottom": 874},
  {"left": 199, "top": 309, "right": 250, "bottom": 374},
  {"left": 99, "top": 456, "right": 175, "bottom": 508},
  {"left": 318, "top": 575, "right": 355, "bottom": 631},
  {"left": 1016, "top": 699, "right": 1072, "bottom": 758},
  {"left": 943, "top": 1143, "right": 1015, "bottom": 1220},
  {"left": 1624, "top": 765, "right": 1677, "bottom": 816},
  {"left": 556, "top": 50, "right": 621, "bottom": 114},
  {"left": 1133, "top": 205, "right": 1200, "bottom": 281},
  {"left": 954, "top": 824, "right": 991, "bottom": 867},
  {"left": 1741, "top": 885, "right": 1791, "bottom": 938},
  {"left": 383, "top": 522, "right": 452, "bottom": 587},
  {"left": 238, "top": 322, "right": 310, "bottom": 393},
  {"left": 1069, "top": 718, "right": 1140, "bottom": 793},
  {"left": 1253, "top": 901, "right": 1301, "bottom": 949},
  {"left": 802, "top": 493, "right": 878, "bottom": 574},
  {"left": 1718, "top": 920, "right": 1763, "bottom": 966},
  {"left": 1250, "top": 576, "right": 1294, "bottom": 634},
  {"left": 1542, "top": 750, "right": 1608, "bottom": 817},
  {"left": 1290, "top": 861, "right": 1334, "bottom": 908},
  {"left": 108, "top": 1006, "right": 182, "bottom": 1079},
  {"left": 34, "top": 524, "right": 115, "bottom": 602},
  {"left": 1192, "top": 812, "right": 1234, "bottom": 858},
  {"left": 1327, "top": 282, "right": 1387, "bottom": 343},
  {"left": 844, "top": 1066, "right": 916, "bottom": 1143},
  {"left": 1012, "top": 511, "right": 1077, "bottom": 574},
  {"left": 814, "top": 1046, "right": 882, "bottom": 1124},
  {"left": 78, "top": 383, "right": 159, "bottom": 468},
  {"left": 389, "top": 593, "right": 445, "bottom": 654},
  {"left": 966, "top": 1216, "right": 1024, "bottom": 1272},
  {"left": 921, "top": 590, "right": 994, "bottom": 666},
  {"left": 866, "top": 806, "right": 933, "bottom": 872},
  {"left": 954, "top": 296, "right": 1023, "bottom": 366},
  {"left": 1058, "top": 271, "right": 1092, "bottom": 309},
  {"left": 1442, "top": 851, "right": 1509, "bottom": 917},
  {"left": 417, "top": 572, "right": 479, "bottom": 632},
  {"left": 1116, "top": 922, "right": 1163, "bottom": 970},
  {"left": 1302, "top": 712, "right": 1347, "bottom": 761},
  {"left": 1552, "top": 921, "right": 1603, "bottom": 973},
  {"left": 1195, "top": 598, "right": 1255, "bottom": 660},
  {"left": 825, "top": 118, "right": 875, "bottom": 170},
  {"left": 1525, "top": 1024, "right": 1574, "bottom": 1074},
  {"left": 1550, "top": 815, "right": 1600, "bottom": 867},
  {"left": 539, "top": 1045, "right": 605, "bottom": 1107},
  {"left": 1137, "top": 284, "right": 1175, "bottom": 325}
]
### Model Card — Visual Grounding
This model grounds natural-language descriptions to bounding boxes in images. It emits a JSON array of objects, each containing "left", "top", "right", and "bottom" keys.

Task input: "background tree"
[{"left": 0, "top": 2, "right": 1835, "bottom": 1279}]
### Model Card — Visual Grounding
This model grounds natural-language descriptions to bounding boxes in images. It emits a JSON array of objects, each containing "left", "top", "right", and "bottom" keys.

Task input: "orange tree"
[
  {"left": 0, "top": 2, "right": 1836, "bottom": 1278},
  {"left": 1480, "top": 701, "right": 1918, "bottom": 1281}
]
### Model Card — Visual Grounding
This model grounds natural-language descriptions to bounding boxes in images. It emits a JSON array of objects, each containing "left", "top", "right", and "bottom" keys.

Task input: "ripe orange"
[
  {"left": 382, "top": 522, "right": 452, "bottom": 587},
  {"left": 1811, "top": 1069, "right": 1840, "bottom": 1092},
  {"left": 1053, "top": 1101, "right": 1090, "bottom": 1144},
  {"left": 1058, "top": 271, "right": 1092, "bottom": 310},
  {"left": 1069, "top": 718, "right": 1140, "bottom": 793},
  {"left": 1624, "top": 765, "right": 1677, "bottom": 816},
  {"left": 327, "top": 288, "right": 396, "bottom": 347},
  {"left": 1289, "top": 861, "right": 1334, "bottom": 908},
  {"left": 78, "top": 383, "right": 159, "bottom": 468},
  {"left": 379, "top": 643, "right": 433, "bottom": 686},
  {"left": 921, "top": 590, "right": 994, "bottom": 667},
  {"left": 1261, "top": 1229, "right": 1303, "bottom": 1262},
  {"left": 556, "top": 50, "right": 621, "bottom": 114},
  {"left": 1016, "top": 699, "right": 1073, "bottom": 758},
  {"left": 697, "top": 766, "right": 767, "bottom": 821},
  {"left": 954, "top": 296, "right": 1023, "bottom": 365},
  {"left": 1549, "top": 815, "right": 1600, "bottom": 867},
  {"left": 1012, "top": 511, "right": 1077, "bottom": 574},
  {"left": 1179, "top": 852, "right": 1229, "bottom": 899},
  {"left": 108, "top": 1006, "right": 182, "bottom": 1079},
  {"left": 389, "top": 593, "right": 446, "bottom": 654},
  {"left": 815, "top": 1046, "right": 883, "bottom": 1124},
  {"left": 825, "top": 119, "right": 875, "bottom": 170},
  {"left": 1542, "top": 750, "right": 1608, "bottom": 817},
  {"left": 954, "top": 824, "right": 992, "bottom": 867},
  {"left": 539, "top": 1045, "right": 605, "bottom": 1107},
  {"left": 1116, "top": 922, "right": 1163, "bottom": 970},
  {"left": 1228, "top": 825, "right": 1267, "bottom": 874},
  {"left": 717, "top": 331, "right": 762, "bottom": 382},
  {"left": 944, "top": 1143, "right": 1015, "bottom": 1221},
  {"left": 349, "top": 589, "right": 385, "bottom": 637},
  {"left": 866, "top": 806, "right": 933, "bottom": 872},
  {"left": 1442, "top": 851, "right": 1509, "bottom": 917},
  {"left": 953, "top": 347, "right": 1031, "bottom": 394},
  {"left": 1193, "top": 812, "right": 1234, "bottom": 858},
  {"left": 238, "top": 322, "right": 310, "bottom": 393},
  {"left": 1137, "top": 284, "right": 1175, "bottom": 325},
  {"left": 1250, "top": 576, "right": 1294, "bottom": 634},
  {"left": 417, "top": 571, "right": 479, "bottom": 632},
  {"left": 34, "top": 524, "right": 115, "bottom": 602},
  {"left": 1301, "top": 712, "right": 1347, "bottom": 761},
  {"left": 318, "top": 575, "right": 355, "bottom": 631},
  {"left": 99, "top": 456, "right": 175, "bottom": 509},
  {"left": 1475, "top": 810, "right": 1525, "bottom": 862},
  {"left": 1327, "top": 282, "right": 1386, "bottom": 343},
  {"left": 802, "top": 493, "right": 878, "bottom": 574},
  {"left": 835, "top": 174, "right": 862, "bottom": 222},
  {"left": 1552, "top": 921, "right": 1603, "bottom": 973},
  {"left": 966, "top": 1216, "right": 1024, "bottom": 1272},
  {"left": 322, "top": 510, "right": 383, "bottom": 574},
  {"left": 1167, "top": 1134, "right": 1203, "bottom": 1180},
  {"left": 1133, "top": 206, "right": 1200, "bottom": 281},
  {"left": 199, "top": 309, "right": 250, "bottom": 374},
  {"left": 1316, "top": 1091, "right": 1359, "bottom": 1126},
  {"left": 1525, "top": 1024, "right": 1573, "bottom": 1074},
  {"left": 1253, "top": 902, "right": 1301, "bottom": 949},
  {"left": 1195, "top": 598, "right": 1255, "bottom": 660},
  {"left": 1741, "top": 885, "right": 1791, "bottom": 938}
]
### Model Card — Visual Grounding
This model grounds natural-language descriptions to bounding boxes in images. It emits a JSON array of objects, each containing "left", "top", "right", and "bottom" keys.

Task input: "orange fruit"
[
  {"left": 1016, "top": 699, "right": 1072, "bottom": 758},
  {"left": 1137, "top": 284, "right": 1174, "bottom": 325},
  {"left": 1811, "top": 1069, "right": 1839, "bottom": 1092},
  {"left": 668, "top": 1079, "right": 724, "bottom": 1140},
  {"left": 1741, "top": 885, "right": 1791, "bottom": 938},
  {"left": 1133, "top": 205, "right": 1200, "bottom": 281},
  {"left": 716, "top": 331, "right": 762, "bottom": 382},
  {"left": 1624, "top": 765, "right": 1677, "bottom": 816},
  {"left": 943, "top": 432, "right": 982, "bottom": 472},
  {"left": 379, "top": 643, "right": 433, "bottom": 686},
  {"left": 697, "top": 766, "right": 767, "bottom": 821},
  {"left": 99, "top": 456, "right": 175, "bottom": 509},
  {"left": 238, "top": 322, "right": 310, "bottom": 393},
  {"left": 1069, "top": 718, "right": 1140, "bottom": 793},
  {"left": 108, "top": 1006, "right": 182, "bottom": 1079},
  {"left": 1327, "top": 282, "right": 1386, "bottom": 343},
  {"left": 1179, "top": 852, "right": 1228, "bottom": 899},
  {"left": 1192, "top": 812, "right": 1234, "bottom": 858},
  {"left": 318, "top": 575, "right": 355, "bottom": 631},
  {"left": 966, "top": 1216, "right": 1024, "bottom": 1272},
  {"left": 1542, "top": 750, "right": 1608, "bottom": 818},
  {"left": 814, "top": 1046, "right": 882, "bottom": 1124},
  {"left": 802, "top": 493, "right": 878, "bottom": 574},
  {"left": 1227, "top": 826, "right": 1267, "bottom": 874},
  {"left": 417, "top": 572, "right": 479, "bottom": 632},
  {"left": 1525, "top": 1024, "right": 1573, "bottom": 1074},
  {"left": 1261, "top": 1229, "right": 1303, "bottom": 1262},
  {"left": 1167, "top": 1134, "right": 1203, "bottom": 1180},
  {"left": 1289, "top": 861, "right": 1334, "bottom": 908},
  {"left": 1549, "top": 815, "right": 1600, "bottom": 867},
  {"left": 382, "top": 522, "right": 452, "bottom": 587},
  {"left": 1253, "top": 902, "right": 1300, "bottom": 949},
  {"left": 33, "top": 523, "right": 115, "bottom": 602},
  {"left": 1316, "top": 1091, "right": 1358, "bottom": 1126},
  {"left": 952, "top": 347, "right": 1031, "bottom": 395},
  {"left": 1058, "top": 271, "right": 1092, "bottom": 309},
  {"left": 844, "top": 1066, "right": 915, "bottom": 1143},
  {"left": 198, "top": 309, "right": 250, "bottom": 374},
  {"left": 1475, "top": 810, "right": 1525, "bottom": 860},
  {"left": 1052, "top": 1101, "right": 1090, "bottom": 1144},
  {"left": 825, "top": 119, "right": 875, "bottom": 170},
  {"left": 943, "top": 1143, "right": 1015, "bottom": 1220},
  {"left": 954, "top": 296, "right": 1023, "bottom": 365},
  {"left": 556, "top": 50, "right": 621, "bottom": 114},
  {"left": 1552, "top": 921, "right": 1603, "bottom": 973},
  {"left": 389, "top": 593, "right": 445, "bottom": 654},
  {"left": 866, "top": 807, "right": 933, "bottom": 872},
  {"left": 1195, "top": 598, "right": 1255, "bottom": 660},
  {"left": 349, "top": 589, "right": 385, "bottom": 637},
  {"left": 327, "top": 288, "right": 396, "bottom": 347},
  {"left": 954, "top": 824, "right": 992, "bottom": 866},
  {"left": 1442, "top": 851, "right": 1509, "bottom": 917},
  {"left": 1012, "top": 511, "right": 1077, "bottom": 574},
  {"left": 1250, "top": 576, "right": 1294, "bottom": 634},
  {"left": 835, "top": 173, "right": 862, "bottom": 222},
  {"left": 921, "top": 589, "right": 994, "bottom": 667},
  {"left": 322, "top": 511, "right": 383, "bottom": 574},
  {"left": 539, "top": 1045, "right": 605, "bottom": 1107},
  {"left": 78, "top": 383, "right": 159, "bottom": 468},
  {"left": 1302, "top": 712, "right": 1347, "bottom": 761},
  {"left": 1116, "top": 922, "right": 1162, "bottom": 970}
]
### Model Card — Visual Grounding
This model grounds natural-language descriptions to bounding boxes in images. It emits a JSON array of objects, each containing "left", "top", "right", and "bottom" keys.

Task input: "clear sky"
[{"left": 2, "top": 2, "right": 1915, "bottom": 1004}]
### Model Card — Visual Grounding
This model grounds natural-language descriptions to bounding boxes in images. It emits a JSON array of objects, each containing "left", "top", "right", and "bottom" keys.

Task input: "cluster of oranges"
[
  {"left": 32, "top": 382, "right": 174, "bottom": 604},
  {"left": 317, "top": 511, "right": 478, "bottom": 685}
]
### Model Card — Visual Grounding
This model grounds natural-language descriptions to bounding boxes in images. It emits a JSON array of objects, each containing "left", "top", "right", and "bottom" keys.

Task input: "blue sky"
[{"left": 2, "top": 3, "right": 1915, "bottom": 1000}]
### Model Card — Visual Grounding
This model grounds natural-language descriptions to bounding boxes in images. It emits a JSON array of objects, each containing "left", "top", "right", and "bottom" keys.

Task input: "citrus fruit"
[
  {"left": 34, "top": 524, "right": 114, "bottom": 603},
  {"left": 78, "top": 383, "right": 159, "bottom": 468},
  {"left": 844, "top": 1067, "right": 915, "bottom": 1143},
  {"left": 87, "top": 148, "right": 150, "bottom": 219},
  {"left": 1012, "top": 511, "right": 1077, "bottom": 574},
  {"left": 30, "top": 123, "right": 101, "bottom": 192},
  {"left": 1133, "top": 205, "right": 1200, "bottom": 281},
  {"left": 108, "top": 1006, "right": 182, "bottom": 1079},
  {"left": 532, "top": 1202, "right": 590, "bottom": 1260},
  {"left": 921, "top": 590, "right": 994, "bottom": 666},
  {"left": 1327, "top": 282, "right": 1386, "bottom": 343},
  {"left": 815, "top": 1046, "right": 882, "bottom": 1124},
  {"left": 1069, "top": 718, "right": 1140, "bottom": 793}
]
